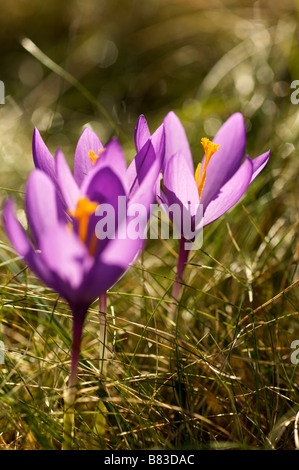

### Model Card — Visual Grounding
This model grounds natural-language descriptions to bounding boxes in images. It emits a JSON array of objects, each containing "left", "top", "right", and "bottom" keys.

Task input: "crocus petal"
[
  {"left": 25, "top": 170, "right": 62, "bottom": 245},
  {"left": 127, "top": 140, "right": 157, "bottom": 198},
  {"left": 32, "top": 128, "right": 56, "bottom": 182},
  {"left": 83, "top": 166, "right": 127, "bottom": 256},
  {"left": 134, "top": 115, "right": 165, "bottom": 165},
  {"left": 91, "top": 138, "right": 128, "bottom": 191},
  {"left": 200, "top": 113, "right": 246, "bottom": 209},
  {"left": 163, "top": 111, "right": 194, "bottom": 173},
  {"left": 74, "top": 127, "right": 103, "bottom": 187},
  {"left": 85, "top": 165, "right": 126, "bottom": 210},
  {"left": 3, "top": 200, "right": 55, "bottom": 287},
  {"left": 39, "top": 225, "right": 94, "bottom": 300},
  {"left": 89, "top": 232, "right": 144, "bottom": 295},
  {"left": 134, "top": 115, "right": 151, "bottom": 152},
  {"left": 202, "top": 156, "right": 253, "bottom": 228},
  {"left": 164, "top": 152, "right": 199, "bottom": 216},
  {"left": 250, "top": 150, "right": 270, "bottom": 183},
  {"left": 151, "top": 122, "right": 165, "bottom": 165},
  {"left": 55, "top": 149, "right": 80, "bottom": 210},
  {"left": 128, "top": 150, "right": 161, "bottom": 218},
  {"left": 163, "top": 152, "right": 200, "bottom": 237}
]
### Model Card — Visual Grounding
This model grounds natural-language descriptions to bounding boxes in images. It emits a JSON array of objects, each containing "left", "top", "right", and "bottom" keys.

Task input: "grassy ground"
[{"left": 0, "top": 0, "right": 298, "bottom": 450}]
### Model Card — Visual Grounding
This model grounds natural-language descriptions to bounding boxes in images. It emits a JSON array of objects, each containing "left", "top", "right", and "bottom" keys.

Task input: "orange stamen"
[
  {"left": 195, "top": 138, "right": 220, "bottom": 199},
  {"left": 88, "top": 148, "right": 104, "bottom": 165},
  {"left": 67, "top": 196, "right": 98, "bottom": 245}
]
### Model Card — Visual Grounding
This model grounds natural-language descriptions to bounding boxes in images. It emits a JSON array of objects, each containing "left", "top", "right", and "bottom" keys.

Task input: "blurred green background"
[{"left": 0, "top": 0, "right": 297, "bottom": 189}]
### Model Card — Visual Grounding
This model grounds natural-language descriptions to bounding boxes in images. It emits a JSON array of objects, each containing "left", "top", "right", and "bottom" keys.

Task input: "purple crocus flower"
[
  {"left": 156, "top": 111, "right": 270, "bottom": 299},
  {"left": 3, "top": 123, "right": 163, "bottom": 445},
  {"left": 30, "top": 116, "right": 164, "bottom": 372},
  {"left": 32, "top": 116, "right": 165, "bottom": 213}
]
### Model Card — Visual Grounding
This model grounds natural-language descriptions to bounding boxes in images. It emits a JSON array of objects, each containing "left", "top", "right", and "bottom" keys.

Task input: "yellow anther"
[
  {"left": 194, "top": 162, "right": 201, "bottom": 187},
  {"left": 67, "top": 196, "right": 98, "bottom": 245},
  {"left": 88, "top": 148, "right": 104, "bottom": 165},
  {"left": 201, "top": 138, "right": 220, "bottom": 163},
  {"left": 195, "top": 138, "right": 220, "bottom": 199}
]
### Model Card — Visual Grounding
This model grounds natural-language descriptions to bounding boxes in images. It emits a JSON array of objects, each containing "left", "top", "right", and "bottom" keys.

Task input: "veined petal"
[
  {"left": 56, "top": 149, "right": 80, "bottom": 210},
  {"left": 163, "top": 111, "right": 194, "bottom": 173},
  {"left": 25, "top": 170, "right": 62, "bottom": 245},
  {"left": 202, "top": 156, "right": 253, "bottom": 228},
  {"left": 32, "top": 128, "right": 56, "bottom": 182},
  {"left": 200, "top": 113, "right": 246, "bottom": 208},
  {"left": 74, "top": 127, "right": 103, "bottom": 187}
]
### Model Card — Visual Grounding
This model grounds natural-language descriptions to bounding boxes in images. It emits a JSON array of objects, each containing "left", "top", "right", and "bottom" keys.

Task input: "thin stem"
[
  {"left": 169, "top": 237, "right": 190, "bottom": 324},
  {"left": 62, "top": 306, "right": 86, "bottom": 450},
  {"left": 99, "top": 292, "right": 107, "bottom": 377},
  {"left": 92, "top": 292, "right": 108, "bottom": 448},
  {"left": 172, "top": 237, "right": 190, "bottom": 300}
]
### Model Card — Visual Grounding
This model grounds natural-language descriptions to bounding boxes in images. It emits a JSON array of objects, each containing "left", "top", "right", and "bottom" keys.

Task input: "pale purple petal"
[
  {"left": 134, "top": 115, "right": 165, "bottom": 164},
  {"left": 32, "top": 128, "right": 56, "bottom": 182},
  {"left": 127, "top": 140, "right": 157, "bottom": 199},
  {"left": 202, "top": 156, "right": 253, "bottom": 227},
  {"left": 200, "top": 113, "right": 246, "bottom": 208},
  {"left": 3, "top": 200, "right": 55, "bottom": 287},
  {"left": 249, "top": 150, "right": 270, "bottom": 183},
  {"left": 84, "top": 235, "right": 143, "bottom": 298},
  {"left": 151, "top": 122, "right": 165, "bottom": 165},
  {"left": 164, "top": 152, "right": 199, "bottom": 217},
  {"left": 74, "top": 127, "right": 103, "bottom": 187},
  {"left": 94, "top": 138, "right": 127, "bottom": 187},
  {"left": 39, "top": 225, "right": 93, "bottom": 299},
  {"left": 25, "top": 170, "right": 61, "bottom": 245},
  {"left": 55, "top": 149, "right": 80, "bottom": 210},
  {"left": 83, "top": 166, "right": 127, "bottom": 255},
  {"left": 163, "top": 111, "right": 194, "bottom": 173},
  {"left": 127, "top": 149, "right": 162, "bottom": 219},
  {"left": 134, "top": 115, "right": 151, "bottom": 152}
]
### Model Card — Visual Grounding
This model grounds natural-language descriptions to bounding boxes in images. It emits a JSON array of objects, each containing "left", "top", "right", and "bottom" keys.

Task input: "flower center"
[
  {"left": 195, "top": 137, "right": 220, "bottom": 200},
  {"left": 67, "top": 196, "right": 98, "bottom": 245},
  {"left": 88, "top": 148, "right": 104, "bottom": 165}
]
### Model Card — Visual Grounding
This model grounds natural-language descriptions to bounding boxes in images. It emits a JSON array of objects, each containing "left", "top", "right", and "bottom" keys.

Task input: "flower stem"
[
  {"left": 170, "top": 237, "right": 190, "bottom": 323},
  {"left": 92, "top": 292, "right": 108, "bottom": 448},
  {"left": 173, "top": 237, "right": 190, "bottom": 298},
  {"left": 99, "top": 292, "right": 107, "bottom": 376},
  {"left": 62, "top": 307, "right": 86, "bottom": 450}
]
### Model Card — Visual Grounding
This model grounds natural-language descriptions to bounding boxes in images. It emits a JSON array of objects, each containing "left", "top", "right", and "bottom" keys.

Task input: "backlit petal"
[{"left": 202, "top": 156, "right": 253, "bottom": 227}]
